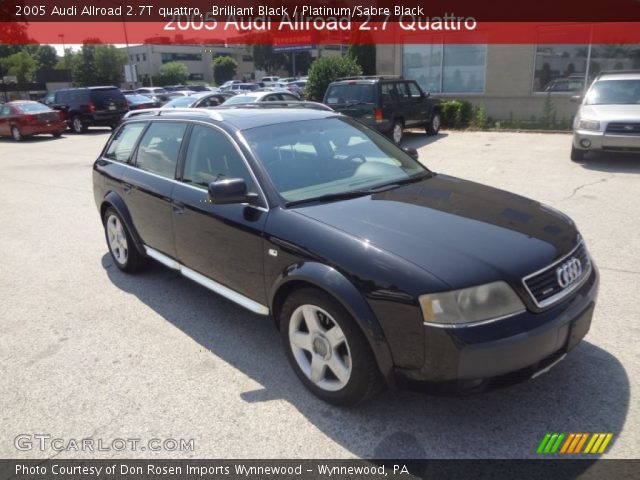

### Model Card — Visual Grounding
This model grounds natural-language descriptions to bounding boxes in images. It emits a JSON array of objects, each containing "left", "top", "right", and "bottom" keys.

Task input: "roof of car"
[
  {"left": 597, "top": 71, "right": 640, "bottom": 81},
  {"left": 125, "top": 105, "right": 336, "bottom": 130}
]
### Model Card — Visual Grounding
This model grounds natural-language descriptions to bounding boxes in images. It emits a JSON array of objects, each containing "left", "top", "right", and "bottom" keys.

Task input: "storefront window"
[{"left": 402, "top": 44, "right": 486, "bottom": 94}]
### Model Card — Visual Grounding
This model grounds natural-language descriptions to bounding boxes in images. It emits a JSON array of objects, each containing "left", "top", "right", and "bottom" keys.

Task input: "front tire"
[
  {"left": 103, "top": 208, "right": 145, "bottom": 272},
  {"left": 571, "top": 145, "right": 585, "bottom": 162},
  {"left": 280, "top": 288, "right": 383, "bottom": 406},
  {"left": 11, "top": 125, "right": 22, "bottom": 142},
  {"left": 426, "top": 112, "right": 441, "bottom": 135}
]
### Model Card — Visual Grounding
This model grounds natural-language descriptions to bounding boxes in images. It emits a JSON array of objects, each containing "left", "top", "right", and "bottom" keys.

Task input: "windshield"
[
  {"left": 242, "top": 117, "right": 429, "bottom": 204},
  {"left": 325, "top": 84, "right": 375, "bottom": 105},
  {"left": 163, "top": 97, "right": 194, "bottom": 108},
  {"left": 585, "top": 79, "right": 640, "bottom": 105},
  {"left": 223, "top": 95, "right": 257, "bottom": 105},
  {"left": 16, "top": 103, "right": 51, "bottom": 113}
]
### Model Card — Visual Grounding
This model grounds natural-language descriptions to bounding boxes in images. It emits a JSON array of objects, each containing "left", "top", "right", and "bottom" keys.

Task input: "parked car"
[
  {"left": 219, "top": 80, "right": 242, "bottom": 90},
  {"left": 544, "top": 77, "right": 585, "bottom": 92},
  {"left": 161, "top": 92, "right": 234, "bottom": 109},
  {"left": 43, "top": 86, "right": 128, "bottom": 133},
  {"left": 0, "top": 100, "right": 67, "bottom": 141},
  {"left": 93, "top": 104, "right": 598, "bottom": 406},
  {"left": 255, "top": 86, "right": 301, "bottom": 99},
  {"left": 261, "top": 76, "right": 281, "bottom": 86},
  {"left": 323, "top": 76, "right": 442, "bottom": 144},
  {"left": 134, "top": 87, "right": 170, "bottom": 106},
  {"left": 224, "top": 83, "right": 260, "bottom": 93},
  {"left": 221, "top": 91, "right": 301, "bottom": 105},
  {"left": 571, "top": 70, "right": 640, "bottom": 161},
  {"left": 124, "top": 93, "right": 156, "bottom": 110}
]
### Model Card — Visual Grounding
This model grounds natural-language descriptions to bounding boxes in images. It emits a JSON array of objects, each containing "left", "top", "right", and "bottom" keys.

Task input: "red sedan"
[{"left": 0, "top": 100, "right": 67, "bottom": 141}]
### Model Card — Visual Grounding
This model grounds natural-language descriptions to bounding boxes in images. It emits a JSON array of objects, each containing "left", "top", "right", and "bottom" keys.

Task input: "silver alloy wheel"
[
  {"left": 392, "top": 122, "right": 403, "bottom": 143},
  {"left": 106, "top": 214, "right": 128, "bottom": 265},
  {"left": 288, "top": 304, "right": 352, "bottom": 391},
  {"left": 73, "top": 117, "right": 83, "bottom": 133},
  {"left": 11, "top": 126, "right": 21, "bottom": 141},
  {"left": 432, "top": 114, "right": 441, "bottom": 132}
]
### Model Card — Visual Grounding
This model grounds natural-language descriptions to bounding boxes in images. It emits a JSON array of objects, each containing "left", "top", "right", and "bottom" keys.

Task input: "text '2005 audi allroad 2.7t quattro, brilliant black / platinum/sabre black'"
[{"left": 93, "top": 103, "right": 598, "bottom": 406}]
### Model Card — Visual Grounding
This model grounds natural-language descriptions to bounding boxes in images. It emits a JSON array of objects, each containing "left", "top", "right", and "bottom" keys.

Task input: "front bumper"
[
  {"left": 573, "top": 129, "right": 640, "bottom": 152},
  {"left": 395, "top": 265, "right": 599, "bottom": 393}
]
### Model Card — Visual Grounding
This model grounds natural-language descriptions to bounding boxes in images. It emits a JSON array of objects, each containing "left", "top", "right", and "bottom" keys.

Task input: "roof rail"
[
  {"left": 335, "top": 75, "right": 404, "bottom": 82},
  {"left": 215, "top": 101, "right": 334, "bottom": 112},
  {"left": 123, "top": 108, "right": 222, "bottom": 121}
]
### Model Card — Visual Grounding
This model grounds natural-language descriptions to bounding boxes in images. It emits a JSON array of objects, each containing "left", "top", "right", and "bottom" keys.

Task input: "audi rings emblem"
[{"left": 556, "top": 258, "right": 583, "bottom": 288}]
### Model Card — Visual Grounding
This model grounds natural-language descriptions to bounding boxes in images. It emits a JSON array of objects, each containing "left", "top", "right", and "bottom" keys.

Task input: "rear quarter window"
[
  {"left": 324, "top": 84, "right": 375, "bottom": 105},
  {"left": 104, "top": 122, "right": 147, "bottom": 163}
]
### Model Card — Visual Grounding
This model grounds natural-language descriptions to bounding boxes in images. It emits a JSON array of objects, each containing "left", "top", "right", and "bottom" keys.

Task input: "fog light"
[{"left": 580, "top": 139, "right": 591, "bottom": 148}]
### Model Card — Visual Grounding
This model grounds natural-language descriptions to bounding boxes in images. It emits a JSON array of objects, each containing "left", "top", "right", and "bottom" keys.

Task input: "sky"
[{"left": 50, "top": 44, "right": 131, "bottom": 55}]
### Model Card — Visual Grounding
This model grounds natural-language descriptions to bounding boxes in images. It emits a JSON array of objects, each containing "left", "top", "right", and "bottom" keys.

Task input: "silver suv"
[{"left": 571, "top": 71, "right": 640, "bottom": 161}]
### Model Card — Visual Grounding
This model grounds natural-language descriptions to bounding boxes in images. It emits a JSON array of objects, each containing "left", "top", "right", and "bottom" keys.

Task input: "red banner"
[{"left": 2, "top": 22, "right": 640, "bottom": 44}]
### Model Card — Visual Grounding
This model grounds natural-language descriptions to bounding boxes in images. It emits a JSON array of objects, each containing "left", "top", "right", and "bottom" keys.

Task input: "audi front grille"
[{"left": 522, "top": 241, "right": 591, "bottom": 309}]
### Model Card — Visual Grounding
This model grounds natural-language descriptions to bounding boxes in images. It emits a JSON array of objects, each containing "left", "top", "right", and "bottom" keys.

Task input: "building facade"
[
  {"left": 120, "top": 44, "right": 256, "bottom": 87},
  {"left": 377, "top": 41, "right": 640, "bottom": 122}
]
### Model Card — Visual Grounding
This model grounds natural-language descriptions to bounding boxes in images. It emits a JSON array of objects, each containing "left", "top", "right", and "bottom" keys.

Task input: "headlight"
[
  {"left": 419, "top": 281, "right": 526, "bottom": 327},
  {"left": 577, "top": 119, "right": 600, "bottom": 130}
]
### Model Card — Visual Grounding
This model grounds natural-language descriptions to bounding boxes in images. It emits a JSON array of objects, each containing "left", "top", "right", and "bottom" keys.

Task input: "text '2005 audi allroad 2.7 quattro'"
[{"left": 93, "top": 103, "right": 598, "bottom": 406}]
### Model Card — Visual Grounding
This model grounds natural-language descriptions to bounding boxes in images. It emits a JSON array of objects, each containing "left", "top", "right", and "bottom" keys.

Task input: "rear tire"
[
  {"left": 426, "top": 112, "right": 441, "bottom": 135},
  {"left": 280, "top": 287, "right": 383, "bottom": 406},
  {"left": 571, "top": 145, "right": 585, "bottom": 162},
  {"left": 103, "top": 207, "right": 146, "bottom": 272},
  {"left": 391, "top": 120, "right": 404, "bottom": 144},
  {"left": 52, "top": 131, "right": 62, "bottom": 138},
  {"left": 11, "top": 126, "right": 22, "bottom": 142},
  {"left": 71, "top": 115, "right": 87, "bottom": 134}
]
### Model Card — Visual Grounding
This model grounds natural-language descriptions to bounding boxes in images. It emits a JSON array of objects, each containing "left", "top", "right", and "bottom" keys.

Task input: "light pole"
[{"left": 58, "top": 34, "right": 71, "bottom": 83}]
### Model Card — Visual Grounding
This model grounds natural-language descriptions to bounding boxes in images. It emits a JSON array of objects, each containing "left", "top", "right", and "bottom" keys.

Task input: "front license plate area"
[{"left": 567, "top": 304, "right": 594, "bottom": 351}]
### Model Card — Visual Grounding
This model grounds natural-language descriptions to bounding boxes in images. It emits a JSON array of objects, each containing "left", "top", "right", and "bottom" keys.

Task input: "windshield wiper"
[
  {"left": 285, "top": 172, "right": 433, "bottom": 208},
  {"left": 344, "top": 101, "right": 373, "bottom": 107},
  {"left": 285, "top": 189, "right": 373, "bottom": 208}
]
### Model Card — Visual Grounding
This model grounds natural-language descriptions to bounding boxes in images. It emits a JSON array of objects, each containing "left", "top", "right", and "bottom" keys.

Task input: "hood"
[
  {"left": 579, "top": 104, "right": 640, "bottom": 122},
  {"left": 293, "top": 174, "right": 579, "bottom": 288}
]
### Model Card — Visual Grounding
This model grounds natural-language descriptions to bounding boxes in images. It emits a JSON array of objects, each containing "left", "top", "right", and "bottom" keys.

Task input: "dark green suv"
[{"left": 323, "top": 76, "right": 441, "bottom": 143}]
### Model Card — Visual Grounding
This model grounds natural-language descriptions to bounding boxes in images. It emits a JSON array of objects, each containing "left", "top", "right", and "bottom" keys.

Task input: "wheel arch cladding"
[
  {"left": 100, "top": 192, "right": 145, "bottom": 255},
  {"left": 269, "top": 261, "right": 397, "bottom": 387}
]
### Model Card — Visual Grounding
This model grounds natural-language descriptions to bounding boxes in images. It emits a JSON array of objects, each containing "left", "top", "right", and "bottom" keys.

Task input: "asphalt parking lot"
[{"left": 1, "top": 128, "right": 639, "bottom": 459}]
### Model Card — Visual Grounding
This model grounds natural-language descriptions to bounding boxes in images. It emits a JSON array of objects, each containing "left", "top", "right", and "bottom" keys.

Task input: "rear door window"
[
  {"left": 104, "top": 122, "right": 147, "bottom": 163},
  {"left": 134, "top": 122, "right": 187, "bottom": 179}
]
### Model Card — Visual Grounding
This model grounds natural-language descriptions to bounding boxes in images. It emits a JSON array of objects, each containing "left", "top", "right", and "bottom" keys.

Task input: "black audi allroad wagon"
[{"left": 93, "top": 103, "right": 598, "bottom": 405}]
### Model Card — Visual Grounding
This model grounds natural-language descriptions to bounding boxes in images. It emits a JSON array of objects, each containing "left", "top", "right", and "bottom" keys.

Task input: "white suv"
[{"left": 571, "top": 71, "right": 640, "bottom": 161}]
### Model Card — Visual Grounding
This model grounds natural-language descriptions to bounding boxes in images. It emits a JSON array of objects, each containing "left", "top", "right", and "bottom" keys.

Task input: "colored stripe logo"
[{"left": 537, "top": 433, "right": 613, "bottom": 454}]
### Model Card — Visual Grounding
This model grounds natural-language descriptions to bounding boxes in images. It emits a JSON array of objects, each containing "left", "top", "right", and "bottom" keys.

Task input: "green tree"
[
  {"left": 306, "top": 56, "right": 362, "bottom": 101},
  {"left": 347, "top": 44, "right": 376, "bottom": 75},
  {"left": 94, "top": 45, "right": 127, "bottom": 85},
  {"left": 71, "top": 44, "right": 98, "bottom": 85},
  {"left": 0, "top": 51, "right": 38, "bottom": 83},
  {"left": 24, "top": 45, "right": 59, "bottom": 72},
  {"left": 212, "top": 56, "right": 237, "bottom": 86},
  {"left": 157, "top": 61, "right": 189, "bottom": 85},
  {"left": 252, "top": 44, "right": 287, "bottom": 74}
]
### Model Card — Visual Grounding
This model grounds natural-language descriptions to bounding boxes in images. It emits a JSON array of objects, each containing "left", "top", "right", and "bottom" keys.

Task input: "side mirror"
[
  {"left": 570, "top": 95, "right": 583, "bottom": 104},
  {"left": 208, "top": 178, "right": 258, "bottom": 205},
  {"left": 423, "top": 91, "right": 430, "bottom": 98},
  {"left": 402, "top": 147, "right": 419, "bottom": 161}
]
